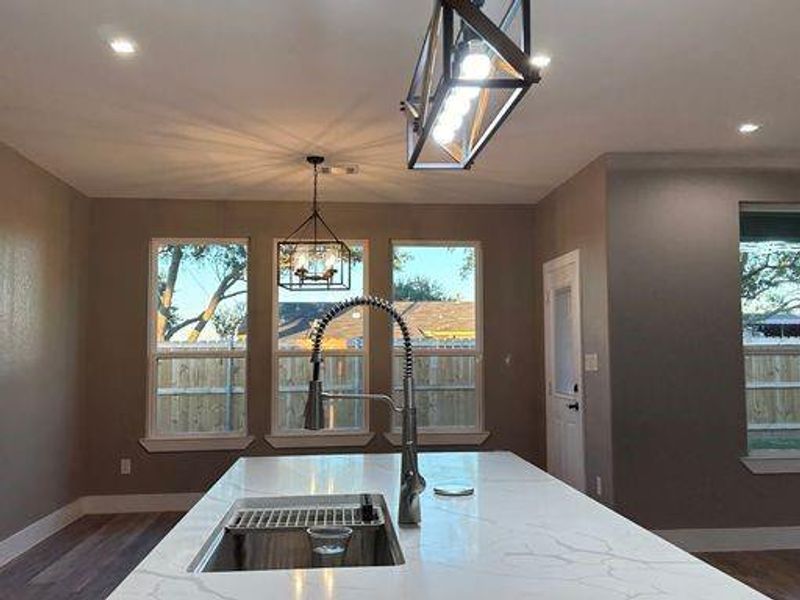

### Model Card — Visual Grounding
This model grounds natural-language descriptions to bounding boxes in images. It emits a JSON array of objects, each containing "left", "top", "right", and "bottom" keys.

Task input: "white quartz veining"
[{"left": 109, "top": 452, "right": 767, "bottom": 599}]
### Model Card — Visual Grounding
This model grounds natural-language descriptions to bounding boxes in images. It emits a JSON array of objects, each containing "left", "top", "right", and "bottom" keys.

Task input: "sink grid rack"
[{"left": 225, "top": 504, "right": 385, "bottom": 533}]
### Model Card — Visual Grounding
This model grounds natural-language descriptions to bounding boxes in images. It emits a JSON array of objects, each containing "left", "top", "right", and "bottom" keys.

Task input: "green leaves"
[
  {"left": 394, "top": 276, "right": 454, "bottom": 302},
  {"left": 741, "top": 247, "right": 800, "bottom": 322}
]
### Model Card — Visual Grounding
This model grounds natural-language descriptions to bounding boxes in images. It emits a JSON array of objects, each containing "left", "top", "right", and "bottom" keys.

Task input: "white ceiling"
[{"left": 0, "top": 0, "right": 798, "bottom": 204}]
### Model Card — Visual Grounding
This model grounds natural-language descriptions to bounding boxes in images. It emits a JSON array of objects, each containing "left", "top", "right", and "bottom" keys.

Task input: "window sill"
[
  {"left": 139, "top": 435, "right": 254, "bottom": 453},
  {"left": 264, "top": 432, "right": 375, "bottom": 449},
  {"left": 383, "top": 431, "right": 490, "bottom": 446},
  {"left": 741, "top": 451, "right": 800, "bottom": 474}
]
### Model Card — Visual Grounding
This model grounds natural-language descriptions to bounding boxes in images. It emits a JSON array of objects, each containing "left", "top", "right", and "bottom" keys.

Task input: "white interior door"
[{"left": 543, "top": 250, "right": 586, "bottom": 492}]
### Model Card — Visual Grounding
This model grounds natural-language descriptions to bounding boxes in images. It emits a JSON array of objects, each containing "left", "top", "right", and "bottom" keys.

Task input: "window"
[
  {"left": 740, "top": 210, "right": 800, "bottom": 454},
  {"left": 391, "top": 242, "right": 482, "bottom": 432},
  {"left": 273, "top": 242, "right": 368, "bottom": 434},
  {"left": 147, "top": 240, "right": 248, "bottom": 440}
]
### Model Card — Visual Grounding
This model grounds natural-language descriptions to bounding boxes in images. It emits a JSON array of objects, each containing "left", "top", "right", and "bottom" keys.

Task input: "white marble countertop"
[{"left": 109, "top": 452, "right": 767, "bottom": 599}]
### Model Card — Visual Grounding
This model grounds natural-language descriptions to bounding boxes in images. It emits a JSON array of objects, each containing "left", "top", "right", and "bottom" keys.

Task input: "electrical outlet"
[
  {"left": 120, "top": 458, "right": 132, "bottom": 475},
  {"left": 595, "top": 475, "right": 603, "bottom": 497}
]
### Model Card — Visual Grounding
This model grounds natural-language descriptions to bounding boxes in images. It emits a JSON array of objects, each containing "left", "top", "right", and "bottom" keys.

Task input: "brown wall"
[
  {"left": 85, "top": 199, "right": 538, "bottom": 494},
  {"left": 0, "top": 144, "right": 89, "bottom": 538},
  {"left": 532, "top": 158, "right": 614, "bottom": 504},
  {"left": 606, "top": 157, "right": 800, "bottom": 529}
]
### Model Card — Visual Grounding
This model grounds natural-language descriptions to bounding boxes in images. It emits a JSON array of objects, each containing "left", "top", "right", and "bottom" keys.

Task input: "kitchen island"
[{"left": 109, "top": 452, "right": 766, "bottom": 599}]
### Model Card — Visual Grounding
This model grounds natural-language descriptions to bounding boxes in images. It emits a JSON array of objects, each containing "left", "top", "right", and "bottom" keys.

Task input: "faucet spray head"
[{"left": 304, "top": 379, "right": 325, "bottom": 430}]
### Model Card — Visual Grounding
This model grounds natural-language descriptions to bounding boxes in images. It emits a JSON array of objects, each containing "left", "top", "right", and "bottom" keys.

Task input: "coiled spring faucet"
[{"left": 303, "top": 296, "right": 426, "bottom": 526}]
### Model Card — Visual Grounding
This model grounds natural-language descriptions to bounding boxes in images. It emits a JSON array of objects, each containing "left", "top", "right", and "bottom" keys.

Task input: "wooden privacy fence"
[
  {"left": 155, "top": 355, "right": 245, "bottom": 435},
  {"left": 745, "top": 344, "right": 800, "bottom": 430},
  {"left": 278, "top": 353, "right": 478, "bottom": 430},
  {"left": 155, "top": 352, "right": 478, "bottom": 434}
]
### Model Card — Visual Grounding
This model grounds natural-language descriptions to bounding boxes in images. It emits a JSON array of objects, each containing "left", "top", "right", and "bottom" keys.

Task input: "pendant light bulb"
[
  {"left": 437, "top": 109, "right": 463, "bottom": 132},
  {"left": 444, "top": 92, "right": 472, "bottom": 118},
  {"left": 324, "top": 248, "right": 339, "bottom": 271},
  {"left": 455, "top": 86, "right": 481, "bottom": 101},
  {"left": 460, "top": 50, "right": 492, "bottom": 80},
  {"left": 293, "top": 247, "right": 310, "bottom": 274},
  {"left": 433, "top": 124, "right": 456, "bottom": 145}
]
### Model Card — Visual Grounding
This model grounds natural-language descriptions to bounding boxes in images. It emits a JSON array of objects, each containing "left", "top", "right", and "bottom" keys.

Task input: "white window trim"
[
  {"left": 140, "top": 435, "right": 255, "bottom": 453},
  {"left": 265, "top": 432, "right": 375, "bottom": 449},
  {"left": 741, "top": 450, "right": 800, "bottom": 474},
  {"left": 390, "top": 240, "right": 485, "bottom": 436},
  {"left": 142, "top": 238, "right": 250, "bottom": 451},
  {"left": 740, "top": 206, "right": 800, "bottom": 471},
  {"left": 383, "top": 431, "right": 489, "bottom": 447},
  {"left": 270, "top": 239, "right": 371, "bottom": 441}
]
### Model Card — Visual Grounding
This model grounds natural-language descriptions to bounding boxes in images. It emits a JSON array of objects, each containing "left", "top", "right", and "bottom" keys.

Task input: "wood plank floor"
[
  {"left": 0, "top": 512, "right": 183, "bottom": 600},
  {"left": 697, "top": 551, "right": 800, "bottom": 599},
  {"left": 3, "top": 513, "right": 800, "bottom": 599}
]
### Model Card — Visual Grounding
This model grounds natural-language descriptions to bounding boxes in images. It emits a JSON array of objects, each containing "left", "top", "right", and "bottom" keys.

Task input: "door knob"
[
  {"left": 567, "top": 402, "right": 579, "bottom": 411},
  {"left": 573, "top": 383, "right": 579, "bottom": 393}
]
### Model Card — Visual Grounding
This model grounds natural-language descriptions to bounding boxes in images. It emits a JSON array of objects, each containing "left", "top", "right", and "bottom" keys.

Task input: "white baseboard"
[
  {"left": 81, "top": 492, "right": 202, "bottom": 514},
  {"left": 0, "top": 499, "right": 84, "bottom": 569},
  {"left": 655, "top": 526, "right": 800, "bottom": 553},
  {"left": 0, "top": 492, "right": 202, "bottom": 569}
]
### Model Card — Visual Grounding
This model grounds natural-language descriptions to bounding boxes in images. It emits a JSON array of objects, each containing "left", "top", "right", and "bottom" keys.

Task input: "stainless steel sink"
[{"left": 189, "top": 494, "right": 405, "bottom": 572}]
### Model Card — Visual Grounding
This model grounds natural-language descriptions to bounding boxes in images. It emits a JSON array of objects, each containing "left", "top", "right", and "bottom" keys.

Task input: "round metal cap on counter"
[{"left": 433, "top": 484, "right": 475, "bottom": 497}]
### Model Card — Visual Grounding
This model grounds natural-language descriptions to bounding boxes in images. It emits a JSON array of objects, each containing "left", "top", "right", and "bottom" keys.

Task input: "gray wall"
[
  {"left": 606, "top": 157, "right": 800, "bottom": 529},
  {"left": 9, "top": 138, "right": 796, "bottom": 536},
  {"left": 84, "top": 199, "right": 539, "bottom": 495},
  {"left": 532, "top": 158, "right": 614, "bottom": 504},
  {"left": 0, "top": 144, "right": 89, "bottom": 538}
]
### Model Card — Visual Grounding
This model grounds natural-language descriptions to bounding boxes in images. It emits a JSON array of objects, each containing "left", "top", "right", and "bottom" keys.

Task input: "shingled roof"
[{"left": 278, "top": 301, "right": 476, "bottom": 349}]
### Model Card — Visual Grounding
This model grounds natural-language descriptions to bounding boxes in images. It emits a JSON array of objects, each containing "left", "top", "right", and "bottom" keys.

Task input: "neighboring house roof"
[
  {"left": 745, "top": 314, "right": 800, "bottom": 326},
  {"left": 277, "top": 301, "right": 476, "bottom": 348}
]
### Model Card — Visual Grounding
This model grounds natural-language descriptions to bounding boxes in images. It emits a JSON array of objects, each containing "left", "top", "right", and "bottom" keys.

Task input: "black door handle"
[{"left": 567, "top": 402, "right": 579, "bottom": 411}]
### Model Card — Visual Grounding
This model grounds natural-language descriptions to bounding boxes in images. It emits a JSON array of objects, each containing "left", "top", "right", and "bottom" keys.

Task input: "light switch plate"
[
  {"left": 584, "top": 353, "right": 599, "bottom": 372},
  {"left": 120, "top": 458, "right": 132, "bottom": 475}
]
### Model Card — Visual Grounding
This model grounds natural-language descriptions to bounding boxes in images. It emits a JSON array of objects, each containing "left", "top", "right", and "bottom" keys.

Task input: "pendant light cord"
[{"left": 312, "top": 162, "right": 318, "bottom": 244}]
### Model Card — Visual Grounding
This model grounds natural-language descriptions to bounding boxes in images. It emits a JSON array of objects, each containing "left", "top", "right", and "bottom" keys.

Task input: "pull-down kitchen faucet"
[{"left": 303, "top": 296, "right": 426, "bottom": 526}]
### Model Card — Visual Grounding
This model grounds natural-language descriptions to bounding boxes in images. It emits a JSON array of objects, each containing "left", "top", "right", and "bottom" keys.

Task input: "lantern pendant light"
[
  {"left": 402, "top": 0, "right": 540, "bottom": 170},
  {"left": 277, "top": 156, "right": 352, "bottom": 291}
]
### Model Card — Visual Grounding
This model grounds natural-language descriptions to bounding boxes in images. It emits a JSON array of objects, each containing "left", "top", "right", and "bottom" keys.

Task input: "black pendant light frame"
[
  {"left": 277, "top": 156, "right": 352, "bottom": 291},
  {"left": 402, "top": 0, "right": 540, "bottom": 170}
]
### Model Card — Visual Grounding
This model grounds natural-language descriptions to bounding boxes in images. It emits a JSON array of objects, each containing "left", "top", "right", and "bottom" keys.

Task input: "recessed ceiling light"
[
  {"left": 738, "top": 122, "right": 761, "bottom": 135},
  {"left": 530, "top": 53, "right": 552, "bottom": 69},
  {"left": 109, "top": 37, "right": 137, "bottom": 56}
]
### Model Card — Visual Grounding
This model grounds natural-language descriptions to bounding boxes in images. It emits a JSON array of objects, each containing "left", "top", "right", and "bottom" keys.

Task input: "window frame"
[
  {"left": 388, "top": 239, "right": 486, "bottom": 439},
  {"left": 141, "top": 237, "right": 253, "bottom": 452},
  {"left": 739, "top": 205, "right": 800, "bottom": 473},
  {"left": 267, "top": 239, "right": 373, "bottom": 447}
]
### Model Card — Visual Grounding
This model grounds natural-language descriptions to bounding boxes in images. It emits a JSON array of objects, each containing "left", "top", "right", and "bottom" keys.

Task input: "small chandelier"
[
  {"left": 277, "top": 156, "right": 352, "bottom": 291},
  {"left": 402, "top": 0, "right": 540, "bottom": 169}
]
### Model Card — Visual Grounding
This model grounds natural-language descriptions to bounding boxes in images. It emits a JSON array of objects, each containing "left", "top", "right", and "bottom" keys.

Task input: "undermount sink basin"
[{"left": 189, "top": 494, "right": 405, "bottom": 572}]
